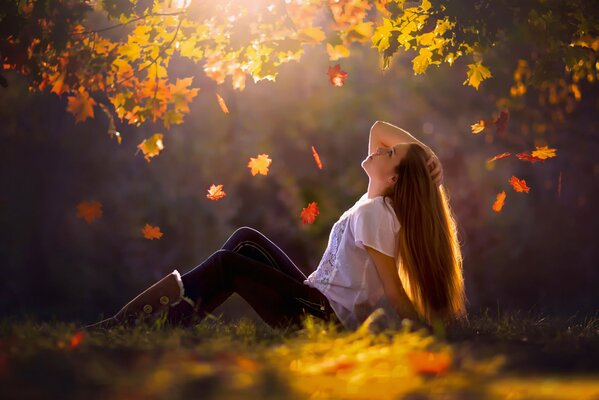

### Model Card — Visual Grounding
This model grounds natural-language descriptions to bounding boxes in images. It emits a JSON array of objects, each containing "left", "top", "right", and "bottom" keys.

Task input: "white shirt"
[{"left": 304, "top": 192, "right": 402, "bottom": 330}]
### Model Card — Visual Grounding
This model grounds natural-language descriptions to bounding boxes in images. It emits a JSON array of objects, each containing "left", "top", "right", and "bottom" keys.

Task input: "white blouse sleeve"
[{"left": 351, "top": 200, "right": 400, "bottom": 258}]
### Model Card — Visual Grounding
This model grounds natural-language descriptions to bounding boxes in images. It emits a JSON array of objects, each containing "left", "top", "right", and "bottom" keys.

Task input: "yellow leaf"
[
  {"left": 412, "top": 48, "right": 433, "bottom": 74},
  {"left": 216, "top": 93, "right": 229, "bottom": 114},
  {"left": 463, "top": 62, "right": 492, "bottom": 90},
  {"left": 326, "top": 43, "right": 350, "bottom": 61},
  {"left": 137, "top": 133, "right": 164, "bottom": 162},
  {"left": 247, "top": 154, "right": 272, "bottom": 176},
  {"left": 371, "top": 18, "right": 395, "bottom": 52},
  {"left": 171, "top": 77, "right": 200, "bottom": 113},
  {"left": 67, "top": 87, "right": 96, "bottom": 123},
  {"left": 298, "top": 27, "right": 325, "bottom": 44},
  {"left": 531, "top": 145, "right": 557, "bottom": 160}
]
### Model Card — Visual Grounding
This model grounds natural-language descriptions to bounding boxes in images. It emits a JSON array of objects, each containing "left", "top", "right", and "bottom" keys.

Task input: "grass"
[{"left": 0, "top": 309, "right": 597, "bottom": 400}]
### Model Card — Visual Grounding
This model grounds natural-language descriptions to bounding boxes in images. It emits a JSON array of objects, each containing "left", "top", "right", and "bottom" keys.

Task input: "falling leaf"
[
  {"left": 509, "top": 176, "right": 530, "bottom": 193},
  {"left": 76, "top": 200, "right": 103, "bottom": 223},
  {"left": 98, "top": 103, "right": 121, "bottom": 144},
  {"left": 495, "top": 109, "right": 509, "bottom": 134},
  {"left": 301, "top": 201, "right": 319, "bottom": 224},
  {"left": 487, "top": 152, "right": 511, "bottom": 163},
  {"left": 248, "top": 154, "right": 272, "bottom": 176},
  {"left": 207, "top": 184, "right": 226, "bottom": 200},
  {"left": 216, "top": 93, "right": 229, "bottom": 114},
  {"left": 471, "top": 120, "right": 488, "bottom": 134},
  {"left": 311, "top": 145, "right": 323, "bottom": 169},
  {"left": 516, "top": 152, "right": 544, "bottom": 163},
  {"left": 407, "top": 350, "right": 452, "bottom": 375},
  {"left": 492, "top": 191, "right": 506, "bottom": 212},
  {"left": 557, "top": 171, "right": 562, "bottom": 197},
  {"left": 136, "top": 133, "right": 164, "bottom": 162},
  {"left": 69, "top": 331, "right": 85, "bottom": 349},
  {"left": 463, "top": 62, "right": 492, "bottom": 90},
  {"left": 531, "top": 145, "right": 557, "bottom": 160},
  {"left": 327, "top": 64, "right": 348, "bottom": 87},
  {"left": 66, "top": 87, "right": 96, "bottom": 123},
  {"left": 142, "top": 224, "right": 163, "bottom": 240}
]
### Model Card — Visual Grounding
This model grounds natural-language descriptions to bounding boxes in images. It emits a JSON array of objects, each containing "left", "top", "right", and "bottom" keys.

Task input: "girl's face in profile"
[{"left": 361, "top": 143, "right": 410, "bottom": 187}]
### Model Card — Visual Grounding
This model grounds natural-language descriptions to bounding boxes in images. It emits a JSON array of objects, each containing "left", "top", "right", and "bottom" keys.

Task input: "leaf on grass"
[
  {"left": 301, "top": 201, "right": 319, "bottom": 224},
  {"left": 142, "top": 223, "right": 163, "bottom": 240},
  {"left": 311, "top": 145, "right": 323, "bottom": 169},
  {"left": 516, "top": 152, "right": 544, "bottom": 163},
  {"left": 206, "top": 184, "right": 226, "bottom": 200},
  {"left": 492, "top": 191, "right": 506, "bottom": 212},
  {"left": 407, "top": 350, "right": 452, "bottom": 375},
  {"left": 531, "top": 145, "right": 557, "bottom": 160},
  {"left": 76, "top": 200, "right": 103, "bottom": 223},
  {"left": 216, "top": 93, "right": 229, "bottom": 114},
  {"left": 509, "top": 176, "right": 530, "bottom": 193},
  {"left": 67, "top": 87, "right": 96, "bottom": 123},
  {"left": 327, "top": 64, "right": 348, "bottom": 87},
  {"left": 486, "top": 152, "right": 511, "bottom": 163},
  {"left": 136, "top": 133, "right": 164, "bottom": 162},
  {"left": 248, "top": 154, "right": 272, "bottom": 176}
]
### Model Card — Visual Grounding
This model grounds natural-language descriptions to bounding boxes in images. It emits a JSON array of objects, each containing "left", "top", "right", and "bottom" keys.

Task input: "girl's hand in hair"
[{"left": 424, "top": 148, "right": 444, "bottom": 186}]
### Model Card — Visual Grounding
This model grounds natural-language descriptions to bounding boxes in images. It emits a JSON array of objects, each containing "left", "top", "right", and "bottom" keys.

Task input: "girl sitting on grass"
[{"left": 84, "top": 121, "right": 467, "bottom": 333}]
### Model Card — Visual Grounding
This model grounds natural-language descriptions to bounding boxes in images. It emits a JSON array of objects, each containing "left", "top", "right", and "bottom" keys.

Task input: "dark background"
[{"left": 1, "top": 41, "right": 597, "bottom": 325}]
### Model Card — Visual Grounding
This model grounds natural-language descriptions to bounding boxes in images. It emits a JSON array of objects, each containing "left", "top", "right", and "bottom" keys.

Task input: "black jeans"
[{"left": 180, "top": 227, "right": 341, "bottom": 330}]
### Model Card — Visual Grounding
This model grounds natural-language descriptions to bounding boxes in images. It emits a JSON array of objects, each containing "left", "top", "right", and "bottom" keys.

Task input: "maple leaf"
[
  {"left": 301, "top": 201, "right": 319, "bottom": 224},
  {"left": 142, "top": 223, "right": 163, "bottom": 240},
  {"left": 407, "top": 350, "right": 452, "bottom": 375},
  {"left": 311, "top": 145, "right": 323, "bottom": 169},
  {"left": 206, "top": 184, "right": 226, "bottom": 200},
  {"left": 171, "top": 77, "right": 200, "bottom": 113},
  {"left": 136, "top": 133, "right": 164, "bottom": 162},
  {"left": 76, "top": 200, "right": 103, "bottom": 223},
  {"left": 216, "top": 93, "right": 229, "bottom": 114},
  {"left": 492, "top": 191, "right": 506, "bottom": 212},
  {"left": 470, "top": 120, "right": 487, "bottom": 134},
  {"left": 248, "top": 154, "right": 272, "bottom": 176},
  {"left": 495, "top": 109, "right": 509, "bottom": 134},
  {"left": 463, "top": 62, "right": 492, "bottom": 90},
  {"left": 326, "top": 64, "right": 348, "bottom": 87},
  {"left": 486, "top": 152, "right": 511, "bottom": 163},
  {"left": 67, "top": 87, "right": 96, "bottom": 123},
  {"left": 531, "top": 145, "right": 557, "bottom": 160},
  {"left": 516, "top": 152, "right": 544, "bottom": 163},
  {"left": 326, "top": 43, "right": 350, "bottom": 61},
  {"left": 509, "top": 176, "right": 530, "bottom": 193}
]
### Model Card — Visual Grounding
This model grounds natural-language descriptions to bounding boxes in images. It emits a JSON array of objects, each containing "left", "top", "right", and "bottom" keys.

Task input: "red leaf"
[
  {"left": 326, "top": 64, "right": 348, "bottom": 87},
  {"left": 486, "top": 152, "right": 511, "bottom": 163},
  {"left": 76, "top": 200, "right": 103, "bottom": 224},
  {"left": 516, "top": 152, "right": 544, "bottom": 163},
  {"left": 142, "top": 224, "right": 163, "bottom": 240},
  {"left": 509, "top": 176, "right": 530, "bottom": 193},
  {"left": 495, "top": 109, "right": 509, "bottom": 134},
  {"left": 300, "top": 201, "right": 319, "bottom": 224},
  {"left": 311, "top": 145, "right": 323, "bottom": 169},
  {"left": 69, "top": 331, "right": 85, "bottom": 349}
]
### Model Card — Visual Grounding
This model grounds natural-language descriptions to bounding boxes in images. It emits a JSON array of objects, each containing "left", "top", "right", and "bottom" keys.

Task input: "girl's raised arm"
[{"left": 368, "top": 120, "right": 430, "bottom": 155}]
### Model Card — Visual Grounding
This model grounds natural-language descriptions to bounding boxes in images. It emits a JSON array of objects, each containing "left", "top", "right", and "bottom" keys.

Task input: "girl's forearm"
[{"left": 370, "top": 120, "right": 430, "bottom": 151}]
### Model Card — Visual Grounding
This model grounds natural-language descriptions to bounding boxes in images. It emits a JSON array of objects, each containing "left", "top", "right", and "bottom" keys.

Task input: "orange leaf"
[
  {"left": 470, "top": 120, "right": 488, "bottom": 134},
  {"left": 76, "top": 200, "right": 103, "bottom": 223},
  {"left": 142, "top": 224, "right": 163, "bottom": 240},
  {"left": 206, "top": 184, "right": 226, "bottom": 200},
  {"left": 216, "top": 93, "right": 229, "bottom": 114},
  {"left": 247, "top": 154, "right": 272, "bottom": 176},
  {"left": 531, "top": 145, "right": 557, "bottom": 160},
  {"left": 300, "top": 201, "right": 319, "bottom": 224},
  {"left": 327, "top": 64, "right": 348, "bottom": 87},
  {"left": 136, "top": 133, "right": 164, "bottom": 162},
  {"left": 486, "top": 152, "right": 511, "bottom": 163},
  {"left": 67, "top": 87, "right": 96, "bottom": 123},
  {"left": 516, "top": 152, "right": 544, "bottom": 163},
  {"left": 311, "top": 145, "right": 323, "bottom": 169},
  {"left": 492, "top": 191, "right": 506, "bottom": 212},
  {"left": 407, "top": 350, "right": 452, "bottom": 375},
  {"left": 69, "top": 331, "right": 85, "bottom": 349},
  {"left": 509, "top": 176, "right": 530, "bottom": 193}
]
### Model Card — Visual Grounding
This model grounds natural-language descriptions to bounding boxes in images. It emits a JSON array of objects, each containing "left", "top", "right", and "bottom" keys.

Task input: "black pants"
[{"left": 180, "top": 227, "right": 342, "bottom": 330}]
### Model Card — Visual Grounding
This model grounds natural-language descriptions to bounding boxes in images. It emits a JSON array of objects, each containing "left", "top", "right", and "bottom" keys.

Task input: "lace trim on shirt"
[{"left": 310, "top": 217, "right": 348, "bottom": 287}]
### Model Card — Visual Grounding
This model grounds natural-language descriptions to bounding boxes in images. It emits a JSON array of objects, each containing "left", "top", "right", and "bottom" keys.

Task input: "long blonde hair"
[{"left": 386, "top": 143, "right": 468, "bottom": 327}]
